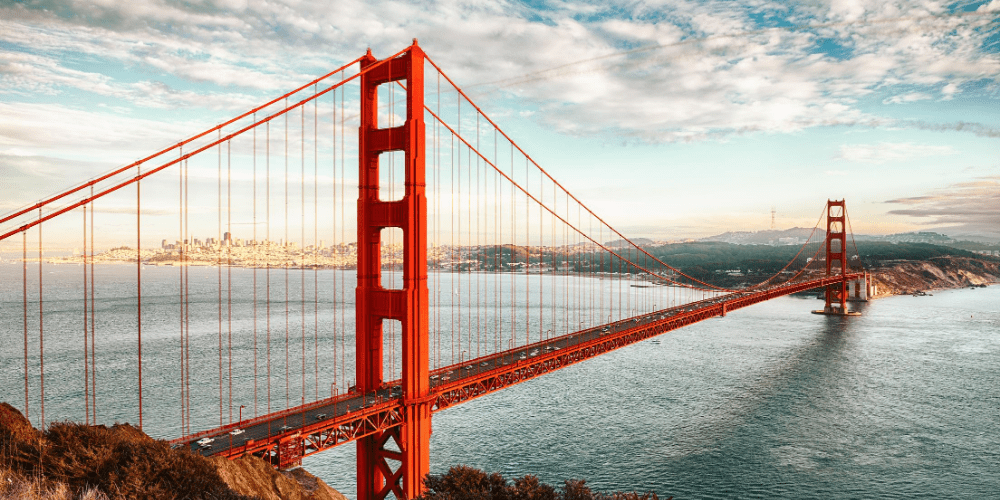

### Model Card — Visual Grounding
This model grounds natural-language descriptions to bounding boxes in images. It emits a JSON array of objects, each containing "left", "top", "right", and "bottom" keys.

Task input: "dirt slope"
[
  {"left": 870, "top": 256, "right": 1000, "bottom": 296},
  {"left": 212, "top": 455, "right": 348, "bottom": 500}
]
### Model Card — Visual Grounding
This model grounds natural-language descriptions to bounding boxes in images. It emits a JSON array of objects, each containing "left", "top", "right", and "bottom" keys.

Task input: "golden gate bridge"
[{"left": 0, "top": 41, "right": 870, "bottom": 500}]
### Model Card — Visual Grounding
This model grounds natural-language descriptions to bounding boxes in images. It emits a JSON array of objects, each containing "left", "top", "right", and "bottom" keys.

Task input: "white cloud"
[
  {"left": 834, "top": 141, "right": 956, "bottom": 163},
  {"left": 883, "top": 91, "right": 932, "bottom": 104},
  {"left": 0, "top": 102, "right": 202, "bottom": 159},
  {"left": 978, "top": 0, "right": 1000, "bottom": 12},
  {"left": 0, "top": 0, "right": 998, "bottom": 148}
]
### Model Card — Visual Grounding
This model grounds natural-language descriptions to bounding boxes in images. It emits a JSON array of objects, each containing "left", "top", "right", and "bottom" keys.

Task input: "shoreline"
[{"left": 9, "top": 254, "right": 999, "bottom": 300}]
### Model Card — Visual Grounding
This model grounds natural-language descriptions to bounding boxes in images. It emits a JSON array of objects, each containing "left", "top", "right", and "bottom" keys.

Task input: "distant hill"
[
  {"left": 701, "top": 229, "right": 982, "bottom": 247},
  {"left": 605, "top": 237, "right": 656, "bottom": 248},
  {"left": 852, "top": 231, "right": 955, "bottom": 244},
  {"left": 700, "top": 227, "right": 816, "bottom": 245}
]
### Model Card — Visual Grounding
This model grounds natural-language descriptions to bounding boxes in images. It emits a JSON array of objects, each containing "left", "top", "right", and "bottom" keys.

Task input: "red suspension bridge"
[{"left": 0, "top": 41, "right": 870, "bottom": 500}]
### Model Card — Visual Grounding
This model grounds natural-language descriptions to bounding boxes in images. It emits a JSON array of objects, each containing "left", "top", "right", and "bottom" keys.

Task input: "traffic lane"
[
  {"left": 197, "top": 301, "right": 727, "bottom": 454},
  {"left": 193, "top": 392, "right": 392, "bottom": 455}
]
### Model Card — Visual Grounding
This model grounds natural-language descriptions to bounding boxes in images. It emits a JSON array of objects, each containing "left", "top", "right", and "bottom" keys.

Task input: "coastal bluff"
[{"left": 0, "top": 403, "right": 347, "bottom": 500}]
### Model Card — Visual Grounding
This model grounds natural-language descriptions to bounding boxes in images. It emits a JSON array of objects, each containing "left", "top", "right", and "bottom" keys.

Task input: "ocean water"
[
  {"left": 1, "top": 263, "right": 997, "bottom": 499},
  {"left": 304, "top": 285, "right": 1000, "bottom": 499}
]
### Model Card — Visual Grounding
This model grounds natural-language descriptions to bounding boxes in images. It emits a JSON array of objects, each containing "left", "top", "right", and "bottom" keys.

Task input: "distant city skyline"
[{"left": 2, "top": 1, "right": 999, "bottom": 246}]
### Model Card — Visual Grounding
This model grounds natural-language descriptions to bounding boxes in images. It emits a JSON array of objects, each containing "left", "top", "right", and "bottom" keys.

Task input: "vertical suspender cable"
[
  {"left": 330, "top": 86, "right": 343, "bottom": 396},
  {"left": 218, "top": 131, "right": 224, "bottom": 426},
  {"left": 475, "top": 113, "right": 480, "bottom": 359},
  {"left": 450, "top": 133, "right": 455, "bottom": 365},
  {"left": 434, "top": 72, "right": 440, "bottom": 369},
  {"left": 267, "top": 121, "right": 272, "bottom": 414},
  {"left": 183, "top": 157, "right": 190, "bottom": 431},
  {"left": 23, "top": 231, "right": 28, "bottom": 421},
  {"left": 38, "top": 209, "right": 45, "bottom": 429},
  {"left": 495, "top": 128, "right": 499, "bottom": 354},
  {"left": 227, "top": 140, "right": 233, "bottom": 424},
  {"left": 524, "top": 156, "right": 529, "bottom": 347},
  {"left": 91, "top": 186, "right": 97, "bottom": 425},
  {"left": 253, "top": 118, "right": 259, "bottom": 417},
  {"left": 285, "top": 99, "right": 290, "bottom": 410},
  {"left": 538, "top": 167, "right": 543, "bottom": 341},
  {"left": 179, "top": 147, "right": 186, "bottom": 432},
  {"left": 137, "top": 165, "right": 144, "bottom": 431},
  {"left": 313, "top": 85, "right": 319, "bottom": 401},
  {"left": 467, "top": 118, "right": 472, "bottom": 360},
  {"left": 83, "top": 206, "right": 89, "bottom": 425},
  {"left": 457, "top": 95, "right": 461, "bottom": 365},
  {"left": 509, "top": 143, "right": 514, "bottom": 353},
  {"left": 339, "top": 74, "right": 346, "bottom": 390},
  {"left": 301, "top": 104, "right": 307, "bottom": 405}
]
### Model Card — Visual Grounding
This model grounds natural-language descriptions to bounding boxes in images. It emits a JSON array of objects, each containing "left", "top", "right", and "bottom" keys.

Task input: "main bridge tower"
[
  {"left": 356, "top": 40, "right": 431, "bottom": 500},
  {"left": 814, "top": 199, "right": 863, "bottom": 316}
]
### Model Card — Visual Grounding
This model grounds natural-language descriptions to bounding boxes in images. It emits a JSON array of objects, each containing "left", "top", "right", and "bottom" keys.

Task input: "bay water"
[{"left": 1, "top": 263, "right": 997, "bottom": 498}]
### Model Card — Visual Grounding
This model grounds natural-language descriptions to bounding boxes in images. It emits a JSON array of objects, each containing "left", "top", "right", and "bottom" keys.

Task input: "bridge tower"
[
  {"left": 356, "top": 40, "right": 430, "bottom": 499},
  {"left": 815, "top": 200, "right": 860, "bottom": 316}
]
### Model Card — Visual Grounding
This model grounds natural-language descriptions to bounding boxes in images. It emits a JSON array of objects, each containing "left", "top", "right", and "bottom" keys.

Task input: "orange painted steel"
[
  {"left": 822, "top": 200, "right": 850, "bottom": 314},
  {"left": 183, "top": 273, "right": 863, "bottom": 476},
  {"left": 356, "top": 40, "right": 430, "bottom": 500}
]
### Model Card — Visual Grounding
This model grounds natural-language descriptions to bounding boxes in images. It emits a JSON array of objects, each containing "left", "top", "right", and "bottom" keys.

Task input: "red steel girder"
[
  {"left": 187, "top": 274, "right": 861, "bottom": 479},
  {"left": 210, "top": 400, "right": 404, "bottom": 466},
  {"left": 429, "top": 274, "right": 863, "bottom": 412}
]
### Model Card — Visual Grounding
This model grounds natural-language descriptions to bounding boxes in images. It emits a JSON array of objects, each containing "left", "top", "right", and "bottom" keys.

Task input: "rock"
[
  {"left": 871, "top": 256, "right": 1000, "bottom": 297},
  {"left": 211, "top": 455, "right": 348, "bottom": 500}
]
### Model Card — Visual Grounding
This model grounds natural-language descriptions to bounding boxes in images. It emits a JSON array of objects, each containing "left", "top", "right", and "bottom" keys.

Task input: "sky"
[{"left": 2, "top": 0, "right": 999, "bottom": 245}]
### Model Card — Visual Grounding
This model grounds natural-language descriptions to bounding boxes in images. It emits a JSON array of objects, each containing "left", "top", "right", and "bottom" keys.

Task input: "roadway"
[{"left": 173, "top": 273, "right": 862, "bottom": 462}]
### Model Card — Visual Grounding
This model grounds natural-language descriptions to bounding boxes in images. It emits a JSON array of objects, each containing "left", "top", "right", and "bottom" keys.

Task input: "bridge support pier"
[{"left": 356, "top": 41, "right": 430, "bottom": 500}]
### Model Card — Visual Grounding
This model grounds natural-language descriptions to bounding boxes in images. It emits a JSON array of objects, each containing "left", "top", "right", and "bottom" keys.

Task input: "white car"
[
  {"left": 230, "top": 429, "right": 244, "bottom": 436},
  {"left": 197, "top": 437, "right": 214, "bottom": 447}
]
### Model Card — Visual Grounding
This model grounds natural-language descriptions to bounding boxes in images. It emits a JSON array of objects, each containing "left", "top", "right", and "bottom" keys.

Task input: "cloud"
[
  {"left": 885, "top": 176, "right": 1000, "bottom": 239},
  {"left": 883, "top": 91, "right": 932, "bottom": 104},
  {"left": 0, "top": 153, "right": 116, "bottom": 212},
  {"left": 0, "top": 102, "right": 203, "bottom": 157},
  {"left": 834, "top": 142, "right": 956, "bottom": 163},
  {"left": 1, "top": 0, "right": 999, "bottom": 147}
]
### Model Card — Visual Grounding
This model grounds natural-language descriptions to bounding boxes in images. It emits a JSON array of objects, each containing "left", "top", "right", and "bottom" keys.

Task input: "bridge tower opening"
[
  {"left": 814, "top": 200, "right": 861, "bottom": 316},
  {"left": 357, "top": 40, "right": 430, "bottom": 499}
]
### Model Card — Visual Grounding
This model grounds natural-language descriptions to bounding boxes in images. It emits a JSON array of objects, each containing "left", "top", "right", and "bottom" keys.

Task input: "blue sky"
[{"left": 2, "top": 0, "right": 999, "bottom": 243}]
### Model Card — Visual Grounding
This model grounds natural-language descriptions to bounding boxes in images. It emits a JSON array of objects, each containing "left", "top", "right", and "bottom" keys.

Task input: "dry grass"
[
  {"left": 1, "top": 403, "right": 256, "bottom": 500},
  {"left": 0, "top": 467, "right": 108, "bottom": 500}
]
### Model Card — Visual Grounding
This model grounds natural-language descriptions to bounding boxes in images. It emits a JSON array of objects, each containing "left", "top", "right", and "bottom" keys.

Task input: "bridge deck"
[{"left": 171, "top": 274, "right": 862, "bottom": 466}]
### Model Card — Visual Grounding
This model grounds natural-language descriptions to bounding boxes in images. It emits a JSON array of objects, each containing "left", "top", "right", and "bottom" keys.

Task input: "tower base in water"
[{"left": 812, "top": 307, "right": 861, "bottom": 316}]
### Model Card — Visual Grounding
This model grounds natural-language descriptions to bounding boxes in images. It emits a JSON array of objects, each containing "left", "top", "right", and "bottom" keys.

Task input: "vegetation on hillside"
[
  {"left": 465, "top": 240, "right": 990, "bottom": 289},
  {"left": 418, "top": 465, "right": 667, "bottom": 500},
  {"left": 0, "top": 403, "right": 253, "bottom": 500}
]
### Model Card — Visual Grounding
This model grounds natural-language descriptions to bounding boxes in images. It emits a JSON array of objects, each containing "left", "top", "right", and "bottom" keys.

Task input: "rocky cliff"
[{"left": 870, "top": 256, "right": 1000, "bottom": 297}]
